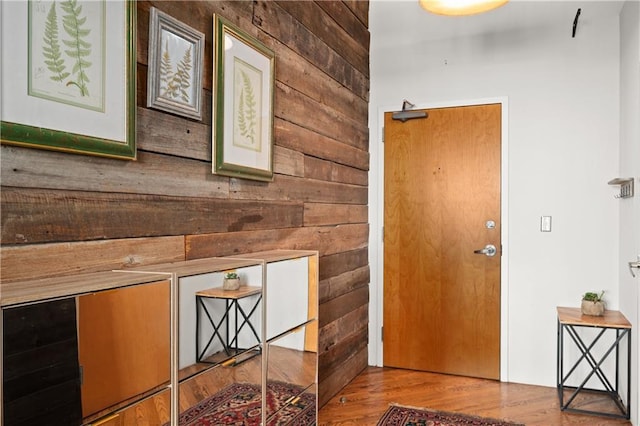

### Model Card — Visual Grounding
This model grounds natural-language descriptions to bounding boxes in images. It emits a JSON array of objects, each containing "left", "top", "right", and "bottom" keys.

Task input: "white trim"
[{"left": 368, "top": 97, "right": 510, "bottom": 382}]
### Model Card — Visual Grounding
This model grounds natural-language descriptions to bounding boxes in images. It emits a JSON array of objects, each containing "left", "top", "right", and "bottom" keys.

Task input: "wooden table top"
[
  {"left": 196, "top": 285, "right": 262, "bottom": 300},
  {"left": 557, "top": 306, "right": 631, "bottom": 329}
]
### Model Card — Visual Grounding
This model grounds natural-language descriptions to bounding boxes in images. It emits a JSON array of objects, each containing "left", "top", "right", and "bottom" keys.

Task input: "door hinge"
[
  {"left": 79, "top": 365, "right": 83, "bottom": 385},
  {"left": 381, "top": 326, "right": 384, "bottom": 341},
  {"left": 382, "top": 226, "right": 384, "bottom": 243},
  {"left": 382, "top": 127, "right": 384, "bottom": 143}
]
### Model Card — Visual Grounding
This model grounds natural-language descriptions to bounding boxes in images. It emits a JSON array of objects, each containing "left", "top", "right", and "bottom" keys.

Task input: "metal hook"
[{"left": 572, "top": 8, "right": 581, "bottom": 38}]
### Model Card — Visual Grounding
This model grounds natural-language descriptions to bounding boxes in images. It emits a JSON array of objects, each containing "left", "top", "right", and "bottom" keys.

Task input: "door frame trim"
[{"left": 369, "top": 97, "right": 510, "bottom": 381}]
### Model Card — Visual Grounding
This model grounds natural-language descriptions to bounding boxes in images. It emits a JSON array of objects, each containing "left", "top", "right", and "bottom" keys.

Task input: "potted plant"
[
  {"left": 223, "top": 271, "right": 240, "bottom": 291},
  {"left": 581, "top": 291, "right": 605, "bottom": 316}
]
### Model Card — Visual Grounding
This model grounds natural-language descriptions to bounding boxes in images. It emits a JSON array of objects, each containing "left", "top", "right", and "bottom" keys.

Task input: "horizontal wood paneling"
[
  {"left": 320, "top": 305, "right": 369, "bottom": 356},
  {"left": 1, "top": 237, "right": 185, "bottom": 282},
  {"left": 275, "top": 82, "right": 368, "bottom": 152},
  {"left": 274, "top": 1, "right": 369, "bottom": 78},
  {"left": 1, "top": 0, "right": 370, "bottom": 410},
  {"left": 319, "top": 248, "right": 369, "bottom": 281},
  {"left": 319, "top": 327, "right": 368, "bottom": 384},
  {"left": 274, "top": 146, "right": 305, "bottom": 177},
  {"left": 319, "top": 266, "right": 370, "bottom": 304},
  {"left": 304, "top": 203, "right": 368, "bottom": 227},
  {"left": 275, "top": 119, "right": 369, "bottom": 171},
  {"left": 185, "top": 224, "right": 368, "bottom": 259},
  {"left": 303, "top": 155, "right": 370, "bottom": 186},
  {"left": 343, "top": 1, "right": 369, "bottom": 27},
  {"left": 316, "top": 1, "right": 370, "bottom": 50},
  {"left": 137, "top": 107, "right": 211, "bottom": 160},
  {"left": 230, "top": 174, "right": 367, "bottom": 204},
  {"left": 1, "top": 146, "right": 229, "bottom": 198},
  {"left": 1, "top": 188, "right": 302, "bottom": 244},
  {"left": 253, "top": 1, "right": 369, "bottom": 101},
  {"left": 319, "top": 285, "right": 369, "bottom": 327},
  {"left": 318, "top": 345, "right": 368, "bottom": 407},
  {"left": 267, "top": 38, "right": 368, "bottom": 126}
]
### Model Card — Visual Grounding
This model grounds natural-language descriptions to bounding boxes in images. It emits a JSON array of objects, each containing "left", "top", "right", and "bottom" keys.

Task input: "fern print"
[
  {"left": 159, "top": 39, "right": 173, "bottom": 89},
  {"left": 60, "top": 0, "right": 92, "bottom": 96},
  {"left": 237, "top": 70, "right": 257, "bottom": 145},
  {"left": 42, "top": 2, "right": 69, "bottom": 83},
  {"left": 161, "top": 45, "right": 192, "bottom": 103},
  {"left": 174, "top": 46, "right": 193, "bottom": 102}
]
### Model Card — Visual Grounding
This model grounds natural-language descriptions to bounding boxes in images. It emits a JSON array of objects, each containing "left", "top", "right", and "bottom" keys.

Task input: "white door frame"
[{"left": 368, "top": 96, "right": 510, "bottom": 381}]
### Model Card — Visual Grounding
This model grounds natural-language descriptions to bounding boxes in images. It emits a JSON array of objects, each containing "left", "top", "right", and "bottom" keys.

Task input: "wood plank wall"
[{"left": 0, "top": 1, "right": 370, "bottom": 407}]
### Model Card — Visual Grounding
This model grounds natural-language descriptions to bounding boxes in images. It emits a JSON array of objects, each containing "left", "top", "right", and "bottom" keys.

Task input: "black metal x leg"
[
  {"left": 558, "top": 320, "right": 631, "bottom": 419},
  {"left": 227, "top": 296, "right": 262, "bottom": 351},
  {"left": 196, "top": 296, "right": 236, "bottom": 361}
]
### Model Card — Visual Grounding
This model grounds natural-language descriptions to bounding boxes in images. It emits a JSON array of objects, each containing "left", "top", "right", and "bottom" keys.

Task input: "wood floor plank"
[{"left": 318, "top": 367, "right": 632, "bottom": 426}]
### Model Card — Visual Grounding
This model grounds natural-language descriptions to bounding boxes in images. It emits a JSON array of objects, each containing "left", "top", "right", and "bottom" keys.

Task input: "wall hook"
[{"left": 572, "top": 8, "right": 581, "bottom": 38}]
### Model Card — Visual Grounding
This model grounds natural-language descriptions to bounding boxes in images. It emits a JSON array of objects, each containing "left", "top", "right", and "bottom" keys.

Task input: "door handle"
[{"left": 474, "top": 244, "right": 497, "bottom": 257}]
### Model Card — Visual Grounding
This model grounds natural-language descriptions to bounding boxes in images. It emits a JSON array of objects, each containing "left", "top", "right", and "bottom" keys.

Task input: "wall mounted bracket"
[
  {"left": 608, "top": 178, "right": 634, "bottom": 199},
  {"left": 629, "top": 256, "right": 640, "bottom": 278}
]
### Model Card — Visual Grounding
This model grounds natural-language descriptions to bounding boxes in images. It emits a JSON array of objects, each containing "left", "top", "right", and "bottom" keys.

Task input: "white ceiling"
[{"left": 370, "top": 0, "right": 625, "bottom": 46}]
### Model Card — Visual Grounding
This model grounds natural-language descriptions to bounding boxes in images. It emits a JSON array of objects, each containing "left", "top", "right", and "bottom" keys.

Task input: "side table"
[
  {"left": 556, "top": 306, "right": 631, "bottom": 419},
  {"left": 196, "top": 286, "right": 262, "bottom": 364}
]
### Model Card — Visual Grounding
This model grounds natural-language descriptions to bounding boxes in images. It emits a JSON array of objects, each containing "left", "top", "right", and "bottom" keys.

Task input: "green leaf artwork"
[
  {"left": 237, "top": 70, "right": 257, "bottom": 146},
  {"left": 29, "top": 0, "right": 104, "bottom": 112},
  {"left": 42, "top": 2, "right": 70, "bottom": 83},
  {"left": 59, "top": 0, "right": 92, "bottom": 96},
  {"left": 159, "top": 40, "right": 193, "bottom": 104}
]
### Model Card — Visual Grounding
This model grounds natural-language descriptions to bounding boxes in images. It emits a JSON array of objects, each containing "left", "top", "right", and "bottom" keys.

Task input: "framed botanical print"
[
  {"left": 0, "top": 0, "right": 137, "bottom": 160},
  {"left": 147, "top": 7, "right": 204, "bottom": 121},
  {"left": 212, "top": 14, "right": 275, "bottom": 182}
]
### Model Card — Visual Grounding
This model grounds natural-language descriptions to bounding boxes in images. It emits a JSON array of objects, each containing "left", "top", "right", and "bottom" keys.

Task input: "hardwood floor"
[{"left": 318, "top": 367, "right": 632, "bottom": 426}]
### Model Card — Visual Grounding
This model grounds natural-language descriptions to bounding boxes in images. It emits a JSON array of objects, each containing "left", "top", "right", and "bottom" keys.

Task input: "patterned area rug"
[
  {"left": 175, "top": 381, "right": 315, "bottom": 425},
  {"left": 377, "top": 404, "right": 524, "bottom": 426}
]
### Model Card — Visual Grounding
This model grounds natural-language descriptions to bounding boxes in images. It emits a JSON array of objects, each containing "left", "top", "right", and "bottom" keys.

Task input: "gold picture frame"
[{"left": 212, "top": 14, "right": 275, "bottom": 181}]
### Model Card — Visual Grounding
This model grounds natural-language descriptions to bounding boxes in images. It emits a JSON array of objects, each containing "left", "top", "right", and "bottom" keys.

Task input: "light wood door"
[
  {"left": 383, "top": 104, "right": 501, "bottom": 379},
  {"left": 78, "top": 280, "right": 171, "bottom": 418}
]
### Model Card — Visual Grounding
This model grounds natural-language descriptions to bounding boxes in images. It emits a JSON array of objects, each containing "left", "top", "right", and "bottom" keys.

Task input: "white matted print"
[
  {"left": 1, "top": 0, "right": 136, "bottom": 159},
  {"left": 147, "top": 7, "right": 204, "bottom": 120},
  {"left": 29, "top": 0, "right": 105, "bottom": 111},
  {"left": 213, "top": 14, "right": 275, "bottom": 182}
]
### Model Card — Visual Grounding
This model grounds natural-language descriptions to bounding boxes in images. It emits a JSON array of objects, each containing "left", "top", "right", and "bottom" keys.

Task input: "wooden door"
[
  {"left": 383, "top": 104, "right": 501, "bottom": 379},
  {"left": 78, "top": 280, "right": 171, "bottom": 418}
]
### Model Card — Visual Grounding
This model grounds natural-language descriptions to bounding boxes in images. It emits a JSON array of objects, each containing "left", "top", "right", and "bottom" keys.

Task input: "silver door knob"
[{"left": 474, "top": 244, "right": 497, "bottom": 257}]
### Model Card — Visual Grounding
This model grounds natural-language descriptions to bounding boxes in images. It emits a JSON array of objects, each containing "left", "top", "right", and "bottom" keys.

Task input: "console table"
[{"left": 556, "top": 306, "right": 631, "bottom": 419}]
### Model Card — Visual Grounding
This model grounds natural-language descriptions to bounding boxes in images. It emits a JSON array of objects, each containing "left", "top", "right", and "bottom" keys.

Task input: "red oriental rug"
[
  {"left": 377, "top": 404, "right": 524, "bottom": 426},
  {"left": 175, "top": 381, "right": 315, "bottom": 425}
]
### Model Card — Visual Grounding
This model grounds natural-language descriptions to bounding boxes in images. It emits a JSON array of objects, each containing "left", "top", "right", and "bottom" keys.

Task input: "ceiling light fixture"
[{"left": 419, "top": 0, "right": 508, "bottom": 16}]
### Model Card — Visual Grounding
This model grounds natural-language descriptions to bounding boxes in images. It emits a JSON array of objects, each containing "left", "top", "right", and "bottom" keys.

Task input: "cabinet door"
[
  {"left": 77, "top": 280, "right": 170, "bottom": 418},
  {"left": 2, "top": 298, "right": 82, "bottom": 426},
  {"left": 266, "top": 258, "right": 310, "bottom": 340}
]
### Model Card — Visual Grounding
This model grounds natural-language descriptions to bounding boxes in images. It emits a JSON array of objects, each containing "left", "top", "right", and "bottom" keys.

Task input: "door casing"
[{"left": 369, "top": 97, "right": 510, "bottom": 381}]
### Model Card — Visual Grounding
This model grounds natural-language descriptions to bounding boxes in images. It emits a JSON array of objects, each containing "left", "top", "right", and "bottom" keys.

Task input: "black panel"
[{"left": 3, "top": 299, "right": 82, "bottom": 426}]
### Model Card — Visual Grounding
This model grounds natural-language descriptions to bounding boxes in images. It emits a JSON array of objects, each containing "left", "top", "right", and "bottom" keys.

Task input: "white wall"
[
  {"left": 369, "top": 0, "right": 622, "bottom": 389},
  {"left": 618, "top": 2, "right": 639, "bottom": 424}
]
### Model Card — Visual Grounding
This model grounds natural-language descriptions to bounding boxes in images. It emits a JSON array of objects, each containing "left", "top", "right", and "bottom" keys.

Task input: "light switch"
[{"left": 541, "top": 216, "right": 552, "bottom": 232}]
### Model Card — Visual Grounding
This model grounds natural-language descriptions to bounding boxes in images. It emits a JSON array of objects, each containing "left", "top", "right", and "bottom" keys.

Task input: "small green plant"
[
  {"left": 582, "top": 291, "right": 604, "bottom": 302},
  {"left": 224, "top": 272, "right": 238, "bottom": 280}
]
